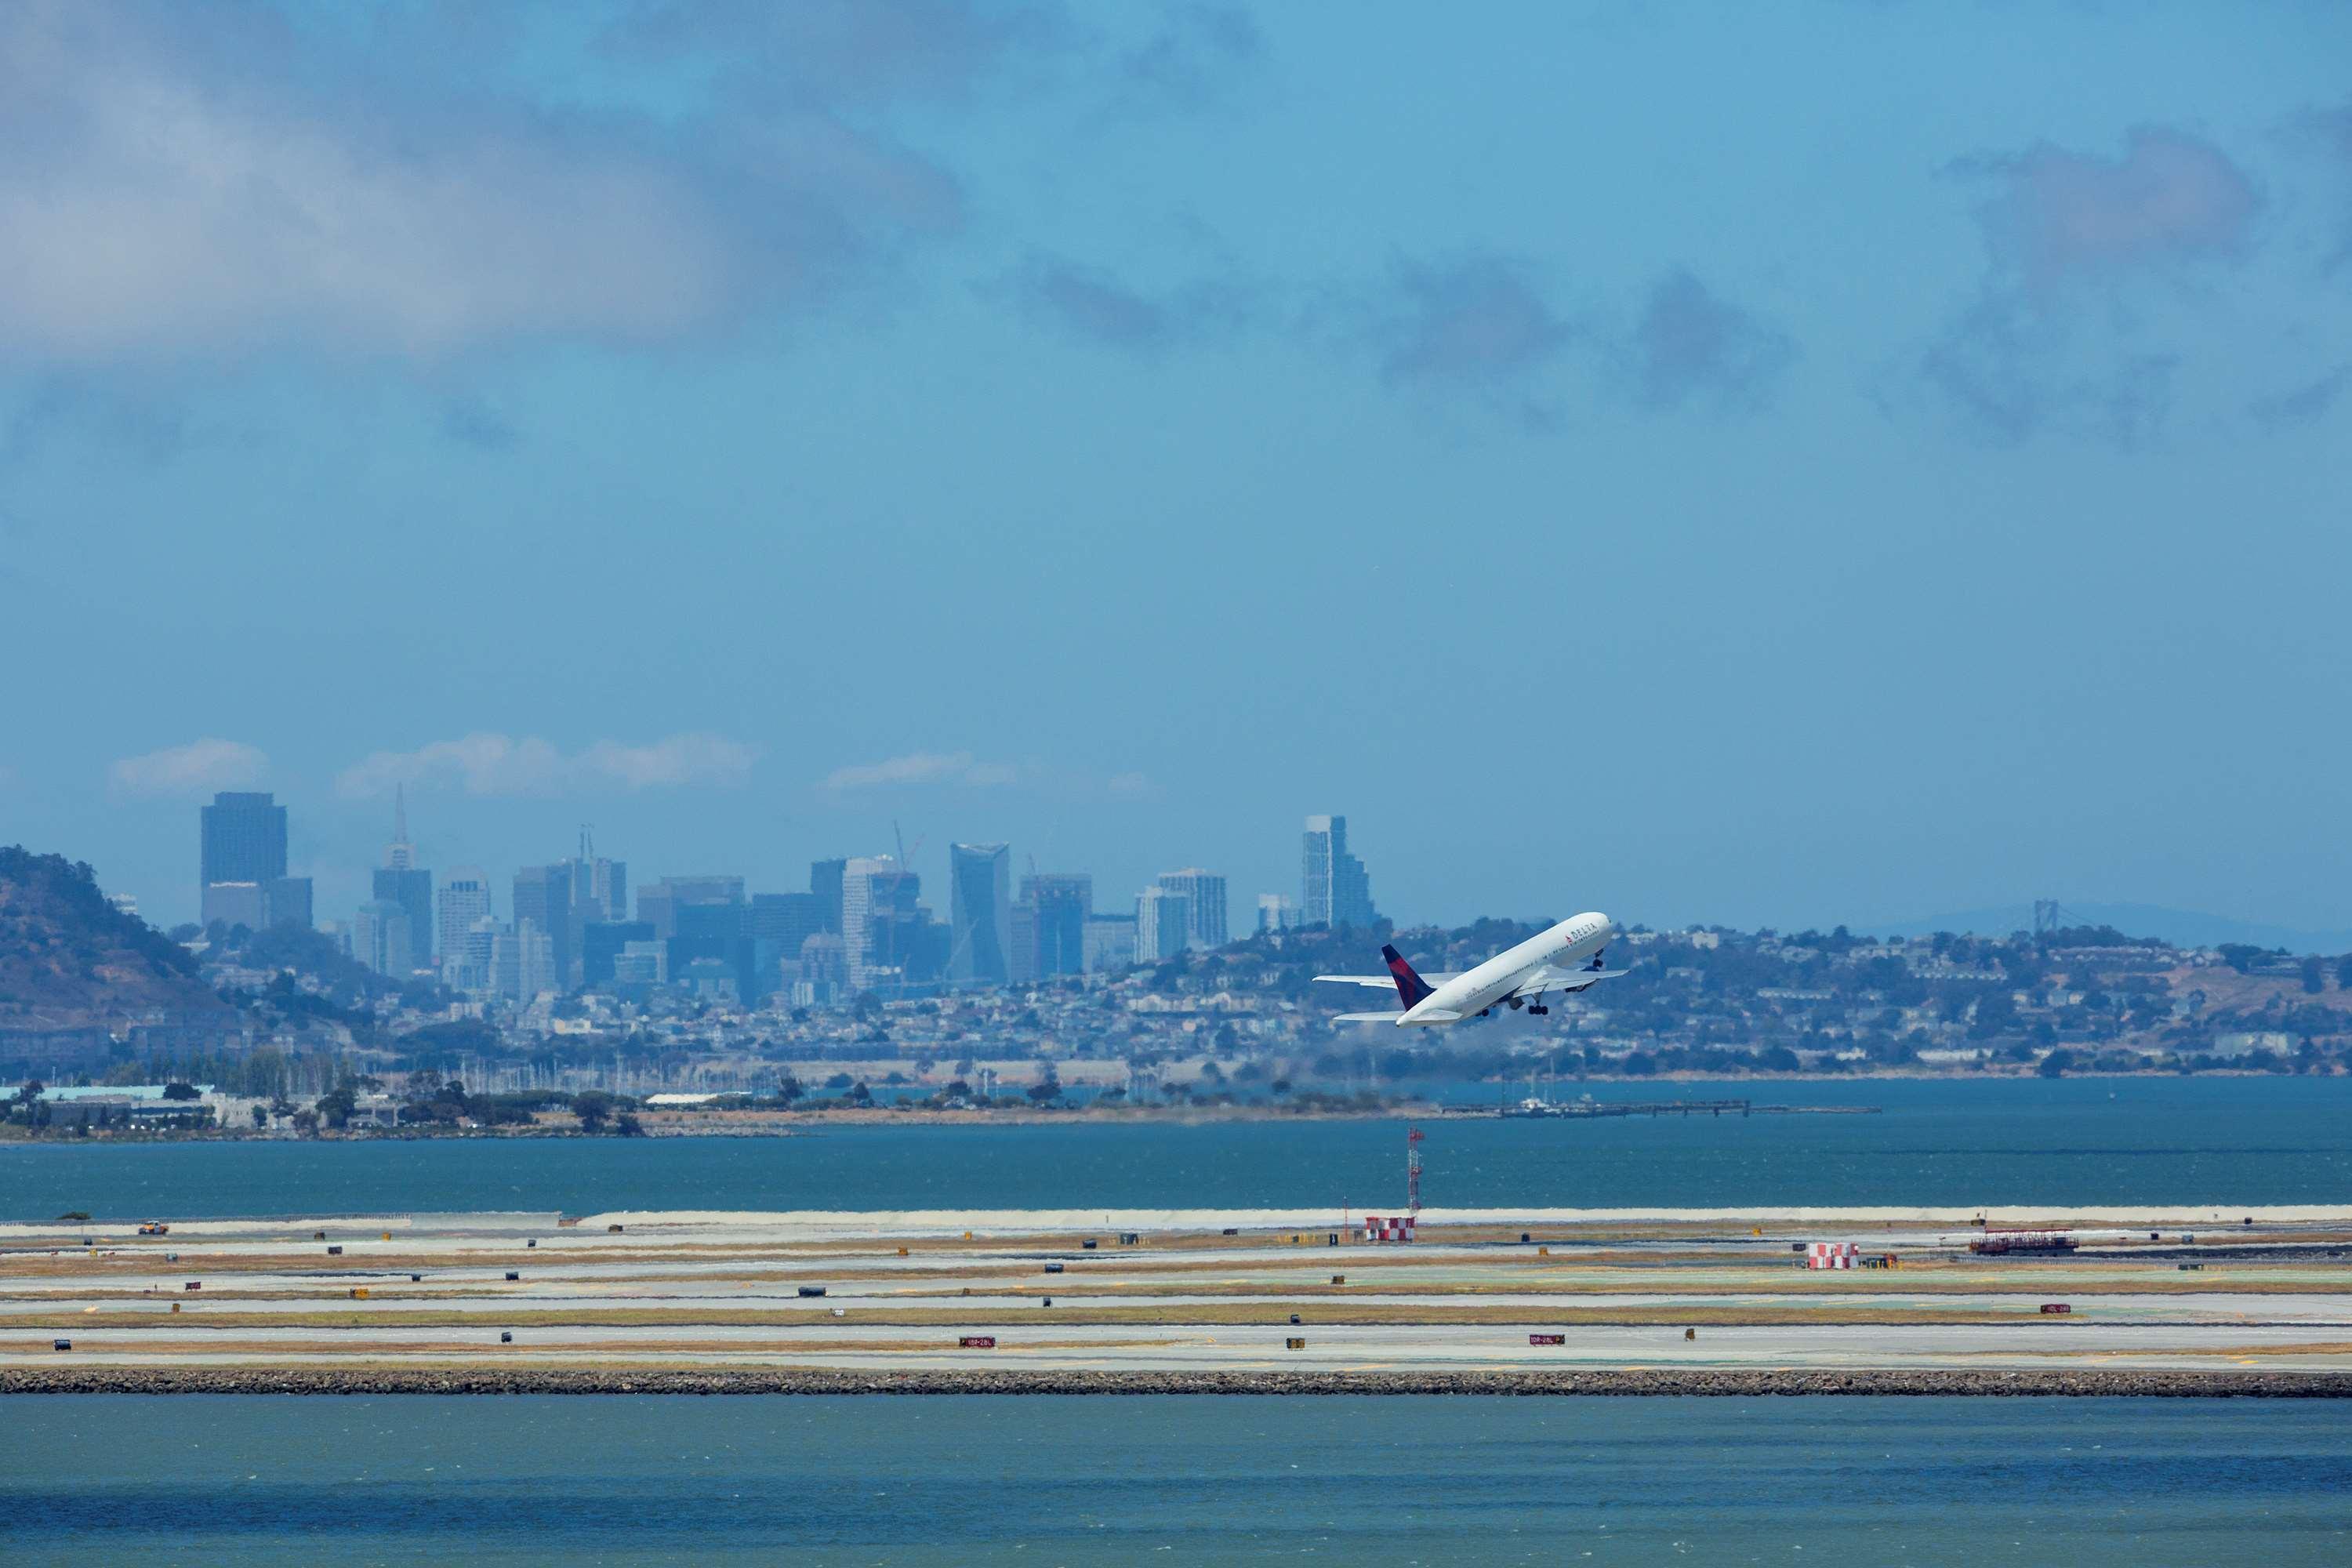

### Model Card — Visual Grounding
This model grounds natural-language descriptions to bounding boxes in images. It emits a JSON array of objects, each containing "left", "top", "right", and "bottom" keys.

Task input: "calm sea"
[
  {"left": 2, "top": 1077, "right": 2347, "bottom": 1219},
  {"left": 5, "top": 1394, "right": 2348, "bottom": 1565}
]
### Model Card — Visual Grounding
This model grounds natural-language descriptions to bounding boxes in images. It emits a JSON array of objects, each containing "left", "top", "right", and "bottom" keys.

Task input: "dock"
[{"left": 1461, "top": 1097, "right": 1881, "bottom": 1119}]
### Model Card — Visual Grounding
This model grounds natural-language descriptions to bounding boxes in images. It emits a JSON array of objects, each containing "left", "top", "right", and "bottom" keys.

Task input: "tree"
[
  {"left": 2038, "top": 1048, "right": 2075, "bottom": 1078},
  {"left": 572, "top": 1091, "right": 615, "bottom": 1133},
  {"left": 2301, "top": 957, "right": 2325, "bottom": 996},
  {"left": 161, "top": 1082, "right": 200, "bottom": 1101},
  {"left": 2336, "top": 954, "right": 2352, "bottom": 990}
]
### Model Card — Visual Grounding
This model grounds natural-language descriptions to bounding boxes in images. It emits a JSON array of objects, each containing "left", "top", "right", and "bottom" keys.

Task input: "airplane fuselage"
[{"left": 1401, "top": 910, "right": 1616, "bottom": 1025}]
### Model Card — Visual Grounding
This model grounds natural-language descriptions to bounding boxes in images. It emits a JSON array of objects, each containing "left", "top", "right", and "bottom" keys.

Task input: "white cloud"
[
  {"left": 109, "top": 738, "right": 268, "bottom": 797},
  {"left": 337, "top": 732, "right": 756, "bottom": 798},
  {"left": 822, "top": 751, "right": 1019, "bottom": 789},
  {"left": 0, "top": 3, "right": 960, "bottom": 365}
]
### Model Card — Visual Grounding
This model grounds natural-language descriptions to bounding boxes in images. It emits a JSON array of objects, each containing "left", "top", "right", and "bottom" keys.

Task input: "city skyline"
[{"left": 5, "top": 5, "right": 2352, "bottom": 942}]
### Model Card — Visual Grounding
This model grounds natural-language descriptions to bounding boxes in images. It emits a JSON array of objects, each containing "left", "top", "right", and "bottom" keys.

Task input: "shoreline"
[{"left": 8, "top": 1367, "right": 2351, "bottom": 1396}]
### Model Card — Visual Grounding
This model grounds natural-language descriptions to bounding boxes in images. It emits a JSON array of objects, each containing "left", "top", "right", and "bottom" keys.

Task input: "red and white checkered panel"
[
  {"left": 1806, "top": 1242, "right": 1857, "bottom": 1269},
  {"left": 1362, "top": 1215, "right": 1417, "bottom": 1243}
]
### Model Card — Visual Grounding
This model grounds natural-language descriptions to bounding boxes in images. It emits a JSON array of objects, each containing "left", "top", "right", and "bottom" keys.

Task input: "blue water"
[
  {"left": 3, "top": 1394, "right": 2347, "bottom": 1564},
  {"left": 3, "top": 1078, "right": 2347, "bottom": 1219}
]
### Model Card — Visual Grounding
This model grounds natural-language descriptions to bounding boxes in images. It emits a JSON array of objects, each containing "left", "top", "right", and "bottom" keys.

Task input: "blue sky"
[{"left": 3, "top": 1, "right": 2350, "bottom": 938}]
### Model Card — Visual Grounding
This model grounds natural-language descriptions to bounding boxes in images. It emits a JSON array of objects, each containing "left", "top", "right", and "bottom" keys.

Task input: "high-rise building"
[
  {"left": 369, "top": 789, "right": 434, "bottom": 964},
  {"left": 1302, "top": 814, "right": 1377, "bottom": 929},
  {"left": 447, "top": 915, "right": 499, "bottom": 995},
  {"left": 1156, "top": 868, "right": 1227, "bottom": 949},
  {"left": 437, "top": 869, "right": 492, "bottom": 965},
  {"left": 949, "top": 843, "right": 1011, "bottom": 985},
  {"left": 201, "top": 882, "right": 268, "bottom": 931},
  {"left": 635, "top": 875, "right": 744, "bottom": 939},
  {"left": 1135, "top": 886, "right": 1192, "bottom": 964},
  {"left": 1256, "top": 893, "right": 1301, "bottom": 934},
  {"left": 581, "top": 920, "right": 656, "bottom": 989},
  {"left": 265, "top": 877, "right": 313, "bottom": 931},
  {"left": 841, "top": 856, "right": 927, "bottom": 993},
  {"left": 493, "top": 918, "right": 556, "bottom": 1000},
  {"left": 809, "top": 858, "right": 847, "bottom": 934},
  {"left": 353, "top": 899, "right": 413, "bottom": 977},
  {"left": 512, "top": 866, "right": 573, "bottom": 993},
  {"left": 1083, "top": 912, "right": 1138, "bottom": 973},
  {"left": 751, "top": 892, "right": 825, "bottom": 952},
  {"left": 200, "top": 792, "right": 286, "bottom": 924},
  {"left": 1019, "top": 874, "right": 1093, "bottom": 978}
]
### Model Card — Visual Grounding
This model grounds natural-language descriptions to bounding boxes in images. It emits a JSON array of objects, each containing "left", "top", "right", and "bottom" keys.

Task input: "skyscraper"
[
  {"left": 372, "top": 789, "right": 433, "bottom": 966},
  {"left": 200, "top": 792, "right": 286, "bottom": 925},
  {"left": 1302, "top": 815, "right": 1377, "bottom": 929},
  {"left": 809, "top": 858, "right": 847, "bottom": 934},
  {"left": 1156, "top": 868, "right": 1228, "bottom": 949},
  {"left": 1256, "top": 893, "right": 1301, "bottom": 934},
  {"left": 841, "top": 856, "right": 924, "bottom": 993},
  {"left": 1020, "top": 873, "right": 1093, "bottom": 978},
  {"left": 353, "top": 899, "right": 413, "bottom": 977},
  {"left": 437, "top": 869, "right": 492, "bottom": 967},
  {"left": 1083, "top": 913, "right": 1138, "bottom": 974},
  {"left": 512, "top": 865, "right": 573, "bottom": 993},
  {"left": 635, "top": 875, "right": 744, "bottom": 939},
  {"left": 1135, "top": 886, "right": 1192, "bottom": 964},
  {"left": 949, "top": 843, "right": 1011, "bottom": 985}
]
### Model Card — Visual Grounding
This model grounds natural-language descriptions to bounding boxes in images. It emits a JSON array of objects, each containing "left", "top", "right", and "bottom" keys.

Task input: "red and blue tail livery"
[{"left": 1381, "top": 944, "right": 1435, "bottom": 1007}]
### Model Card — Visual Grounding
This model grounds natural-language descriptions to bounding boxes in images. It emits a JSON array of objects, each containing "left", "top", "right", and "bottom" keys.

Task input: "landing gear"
[{"left": 1528, "top": 1004, "right": 1549, "bottom": 1017}]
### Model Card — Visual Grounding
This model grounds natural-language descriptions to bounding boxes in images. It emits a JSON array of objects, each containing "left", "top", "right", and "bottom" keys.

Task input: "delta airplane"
[{"left": 1316, "top": 911, "right": 1623, "bottom": 1027}]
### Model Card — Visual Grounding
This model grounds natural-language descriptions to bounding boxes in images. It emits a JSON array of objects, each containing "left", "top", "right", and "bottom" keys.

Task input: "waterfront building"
[
  {"left": 949, "top": 842, "right": 1011, "bottom": 985},
  {"left": 1156, "top": 868, "right": 1228, "bottom": 949},
  {"left": 1301, "top": 814, "right": 1377, "bottom": 929}
]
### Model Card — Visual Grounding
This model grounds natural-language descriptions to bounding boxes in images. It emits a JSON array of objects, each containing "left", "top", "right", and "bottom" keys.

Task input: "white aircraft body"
[{"left": 1316, "top": 911, "right": 1622, "bottom": 1027}]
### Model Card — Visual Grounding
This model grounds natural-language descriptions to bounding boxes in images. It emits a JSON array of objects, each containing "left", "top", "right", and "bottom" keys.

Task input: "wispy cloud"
[
  {"left": 823, "top": 751, "right": 1019, "bottom": 789},
  {"left": 1624, "top": 270, "right": 1795, "bottom": 414},
  {"left": 994, "top": 252, "right": 1260, "bottom": 352},
  {"left": 1919, "top": 126, "right": 2262, "bottom": 445},
  {"left": 2249, "top": 364, "right": 2352, "bottom": 430},
  {"left": 110, "top": 738, "right": 268, "bottom": 797},
  {"left": 337, "top": 732, "right": 757, "bottom": 798}
]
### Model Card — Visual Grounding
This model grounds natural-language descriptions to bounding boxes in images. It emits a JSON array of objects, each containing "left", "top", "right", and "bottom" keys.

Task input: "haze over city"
[{"left": 4, "top": 1, "right": 2350, "bottom": 939}]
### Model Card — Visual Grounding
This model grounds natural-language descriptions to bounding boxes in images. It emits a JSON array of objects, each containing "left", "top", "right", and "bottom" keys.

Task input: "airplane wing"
[
  {"left": 1508, "top": 967, "right": 1628, "bottom": 1001},
  {"left": 1332, "top": 1009, "right": 1463, "bottom": 1025},
  {"left": 1314, "top": 972, "right": 1461, "bottom": 989}
]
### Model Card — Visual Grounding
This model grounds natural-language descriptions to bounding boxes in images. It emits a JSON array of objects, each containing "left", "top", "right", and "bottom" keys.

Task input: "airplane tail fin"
[{"left": 1381, "top": 944, "right": 1434, "bottom": 1008}]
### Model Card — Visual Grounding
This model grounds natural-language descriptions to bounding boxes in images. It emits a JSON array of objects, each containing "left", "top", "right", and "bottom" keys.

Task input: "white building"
[
  {"left": 353, "top": 900, "right": 412, "bottom": 977},
  {"left": 1156, "top": 868, "right": 1227, "bottom": 949}
]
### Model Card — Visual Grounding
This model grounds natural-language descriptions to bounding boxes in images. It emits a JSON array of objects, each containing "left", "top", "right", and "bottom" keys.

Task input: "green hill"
[{"left": 0, "top": 847, "right": 233, "bottom": 1036}]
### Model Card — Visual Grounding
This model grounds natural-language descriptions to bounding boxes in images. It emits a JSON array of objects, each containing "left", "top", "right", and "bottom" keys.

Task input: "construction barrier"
[
  {"left": 1529, "top": 1333, "right": 1566, "bottom": 1346},
  {"left": 960, "top": 1335, "right": 997, "bottom": 1349}
]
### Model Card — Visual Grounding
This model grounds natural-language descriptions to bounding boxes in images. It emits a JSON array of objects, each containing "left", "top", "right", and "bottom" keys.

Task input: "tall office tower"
[
  {"left": 580, "top": 920, "right": 655, "bottom": 989},
  {"left": 1156, "top": 868, "right": 1228, "bottom": 949},
  {"left": 353, "top": 899, "right": 413, "bottom": 977},
  {"left": 750, "top": 892, "right": 824, "bottom": 952},
  {"left": 447, "top": 915, "right": 499, "bottom": 994},
  {"left": 372, "top": 793, "right": 434, "bottom": 964},
  {"left": 1256, "top": 893, "right": 1301, "bottom": 935},
  {"left": 634, "top": 875, "right": 745, "bottom": 939},
  {"left": 437, "top": 869, "right": 492, "bottom": 964},
  {"left": 1007, "top": 900, "right": 1039, "bottom": 985},
  {"left": 511, "top": 866, "right": 573, "bottom": 993},
  {"left": 200, "top": 791, "right": 288, "bottom": 925},
  {"left": 949, "top": 843, "right": 1011, "bottom": 985},
  {"left": 809, "top": 858, "right": 847, "bottom": 934},
  {"left": 1301, "top": 814, "right": 1377, "bottom": 929},
  {"left": 1019, "top": 874, "right": 1094, "bottom": 978},
  {"left": 1134, "top": 886, "right": 1192, "bottom": 964},
  {"left": 841, "top": 856, "right": 924, "bottom": 992},
  {"left": 265, "top": 877, "right": 313, "bottom": 931},
  {"left": 494, "top": 919, "right": 556, "bottom": 1000}
]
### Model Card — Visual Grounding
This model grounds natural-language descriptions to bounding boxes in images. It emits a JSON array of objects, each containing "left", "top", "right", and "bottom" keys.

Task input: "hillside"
[{"left": 0, "top": 847, "right": 234, "bottom": 1032}]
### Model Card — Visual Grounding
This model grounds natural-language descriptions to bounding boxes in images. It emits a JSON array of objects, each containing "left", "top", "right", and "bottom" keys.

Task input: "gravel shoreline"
[{"left": 7, "top": 1367, "right": 2350, "bottom": 1397}]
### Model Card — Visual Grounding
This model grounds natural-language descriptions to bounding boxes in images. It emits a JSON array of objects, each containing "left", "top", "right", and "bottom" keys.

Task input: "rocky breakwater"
[{"left": 7, "top": 1367, "right": 2352, "bottom": 1397}]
